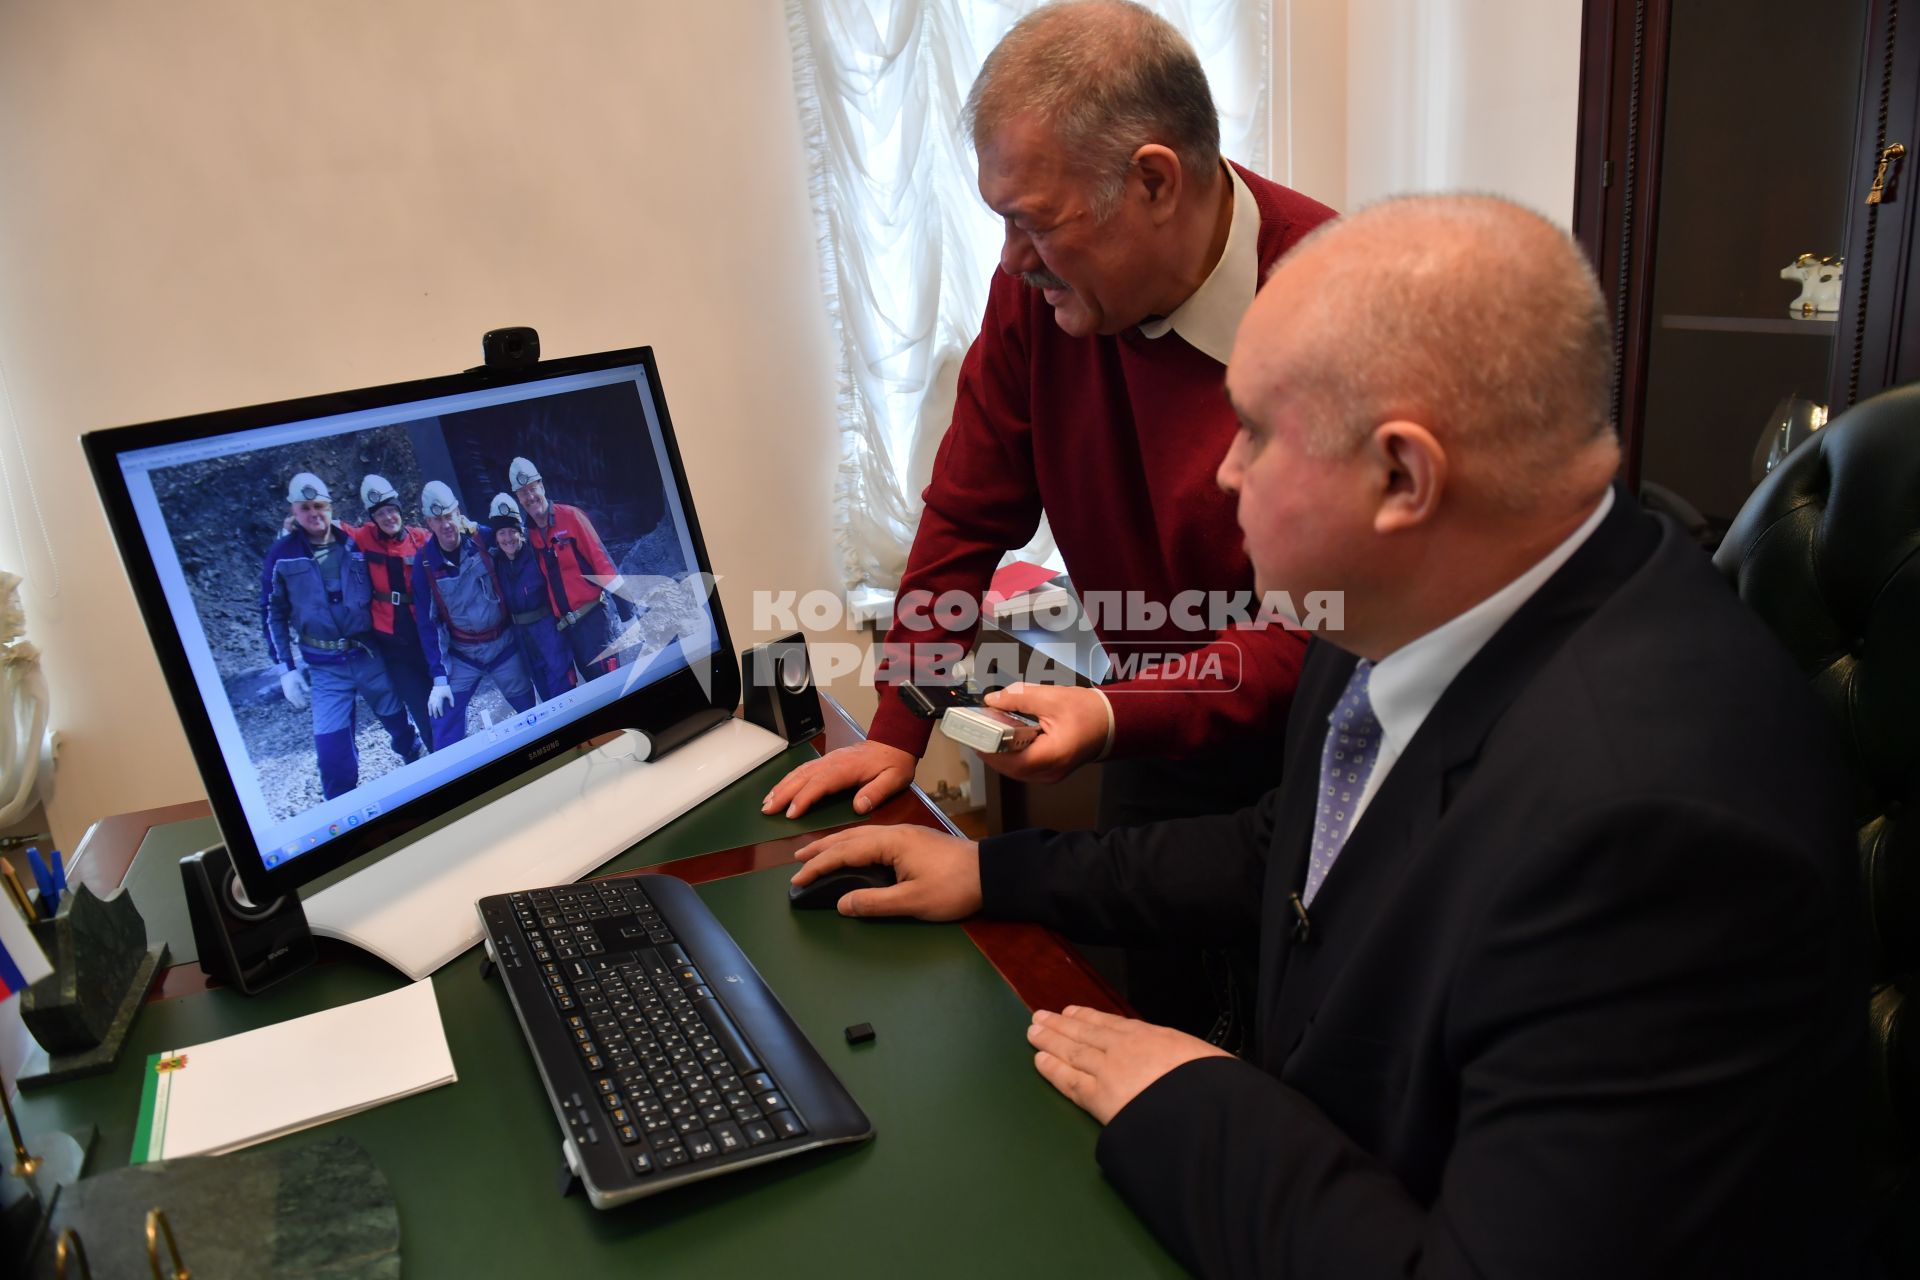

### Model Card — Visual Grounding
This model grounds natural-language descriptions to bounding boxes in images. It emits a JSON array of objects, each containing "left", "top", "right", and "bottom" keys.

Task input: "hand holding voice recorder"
[{"left": 897, "top": 682, "right": 1041, "bottom": 754}]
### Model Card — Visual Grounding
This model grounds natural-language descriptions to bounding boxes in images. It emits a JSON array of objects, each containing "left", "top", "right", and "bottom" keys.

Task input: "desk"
[{"left": 9, "top": 697, "right": 1181, "bottom": 1277}]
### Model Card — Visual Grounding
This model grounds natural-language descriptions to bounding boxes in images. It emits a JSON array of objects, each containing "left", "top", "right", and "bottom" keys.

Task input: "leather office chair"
[{"left": 1713, "top": 382, "right": 1920, "bottom": 1273}]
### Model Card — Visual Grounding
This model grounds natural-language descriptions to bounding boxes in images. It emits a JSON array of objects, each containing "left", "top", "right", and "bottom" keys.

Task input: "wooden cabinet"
[{"left": 1576, "top": 0, "right": 1918, "bottom": 538}]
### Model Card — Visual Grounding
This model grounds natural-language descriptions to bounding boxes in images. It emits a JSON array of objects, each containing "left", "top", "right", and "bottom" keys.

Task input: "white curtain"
[{"left": 788, "top": 0, "right": 1272, "bottom": 614}]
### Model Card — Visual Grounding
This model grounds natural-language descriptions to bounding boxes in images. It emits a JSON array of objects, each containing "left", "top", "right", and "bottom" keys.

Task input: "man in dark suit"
[{"left": 792, "top": 194, "right": 1864, "bottom": 1276}]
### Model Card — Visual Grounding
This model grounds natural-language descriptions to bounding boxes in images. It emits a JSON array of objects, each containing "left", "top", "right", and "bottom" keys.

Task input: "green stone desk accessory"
[
  {"left": 25, "top": 1135, "right": 401, "bottom": 1279},
  {"left": 17, "top": 883, "right": 169, "bottom": 1088}
]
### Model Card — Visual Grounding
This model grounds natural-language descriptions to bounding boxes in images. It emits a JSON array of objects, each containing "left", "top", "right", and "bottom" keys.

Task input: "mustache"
[{"left": 1022, "top": 270, "right": 1069, "bottom": 292}]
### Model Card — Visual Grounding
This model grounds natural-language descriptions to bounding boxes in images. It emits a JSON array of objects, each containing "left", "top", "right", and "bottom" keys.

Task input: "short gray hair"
[
  {"left": 1274, "top": 194, "right": 1617, "bottom": 511},
  {"left": 965, "top": 0, "right": 1221, "bottom": 218}
]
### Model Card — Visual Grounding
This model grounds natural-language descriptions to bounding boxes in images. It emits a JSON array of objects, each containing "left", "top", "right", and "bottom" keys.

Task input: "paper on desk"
[{"left": 130, "top": 979, "right": 456, "bottom": 1163}]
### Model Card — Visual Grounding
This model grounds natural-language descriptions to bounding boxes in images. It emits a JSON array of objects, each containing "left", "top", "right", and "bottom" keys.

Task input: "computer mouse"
[{"left": 788, "top": 862, "right": 898, "bottom": 910}]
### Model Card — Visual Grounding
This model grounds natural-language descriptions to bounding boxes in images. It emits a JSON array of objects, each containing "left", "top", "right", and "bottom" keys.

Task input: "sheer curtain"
[
  {"left": 0, "top": 571, "right": 48, "bottom": 827},
  {"left": 788, "top": 0, "right": 1272, "bottom": 616}
]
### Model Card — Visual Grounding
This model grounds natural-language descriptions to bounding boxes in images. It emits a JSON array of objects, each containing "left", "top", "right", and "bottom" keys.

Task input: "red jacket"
[
  {"left": 868, "top": 165, "right": 1335, "bottom": 761},
  {"left": 342, "top": 521, "right": 434, "bottom": 637},
  {"left": 526, "top": 503, "right": 619, "bottom": 614}
]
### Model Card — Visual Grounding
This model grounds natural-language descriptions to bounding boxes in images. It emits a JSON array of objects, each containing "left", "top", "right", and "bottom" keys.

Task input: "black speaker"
[
  {"left": 180, "top": 844, "right": 316, "bottom": 994},
  {"left": 742, "top": 632, "right": 825, "bottom": 743}
]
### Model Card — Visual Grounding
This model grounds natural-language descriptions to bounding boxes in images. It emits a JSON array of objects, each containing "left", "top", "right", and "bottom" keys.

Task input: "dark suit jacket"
[{"left": 980, "top": 495, "right": 1864, "bottom": 1278}]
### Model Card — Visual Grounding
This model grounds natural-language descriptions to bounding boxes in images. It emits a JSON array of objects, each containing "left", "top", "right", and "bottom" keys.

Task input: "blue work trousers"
[
  {"left": 515, "top": 619, "right": 576, "bottom": 703},
  {"left": 372, "top": 630, "right": 435, "bottom": 753},
  {"left": 433, "top": 639, "right": 537, "bottom": 749},
  {"left": 308, "top": 648, "right": 419, "bottom": 799}
]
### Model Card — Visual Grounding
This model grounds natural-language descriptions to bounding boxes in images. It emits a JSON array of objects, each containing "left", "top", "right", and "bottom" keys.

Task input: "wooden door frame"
[{"left": 1572, "top": 0, "right": 1671, "bottom": 492}]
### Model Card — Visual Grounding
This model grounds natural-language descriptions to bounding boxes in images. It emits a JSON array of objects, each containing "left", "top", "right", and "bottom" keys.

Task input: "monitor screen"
[{"left": 87, "top": 346, "right": 738, "bottom": 901}]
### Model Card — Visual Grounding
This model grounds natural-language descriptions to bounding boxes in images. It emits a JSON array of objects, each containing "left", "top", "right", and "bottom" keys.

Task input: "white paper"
[{"left": 142, "top": 979, "right": 456, "bottom": 1161}]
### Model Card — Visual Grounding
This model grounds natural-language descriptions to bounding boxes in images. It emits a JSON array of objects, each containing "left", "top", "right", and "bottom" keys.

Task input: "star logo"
[{"left": 587, "top": 571, "right": 724, "bottom": 700}]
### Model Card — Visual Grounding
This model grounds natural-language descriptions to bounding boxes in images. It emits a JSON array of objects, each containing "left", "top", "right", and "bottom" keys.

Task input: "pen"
[
  {"left": 0, "top": 860, "right": 36, "bottom": 922},
  {"left": 26, "top": 847, "right": 57, "bottom": 915},
  {"left": 50, "top": 849, "right": 66, "bottom": 899}
]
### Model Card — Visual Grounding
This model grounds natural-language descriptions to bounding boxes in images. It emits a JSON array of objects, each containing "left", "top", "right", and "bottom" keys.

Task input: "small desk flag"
[{"left": 0, "top": 894, "right": 52, "bottom": 999}]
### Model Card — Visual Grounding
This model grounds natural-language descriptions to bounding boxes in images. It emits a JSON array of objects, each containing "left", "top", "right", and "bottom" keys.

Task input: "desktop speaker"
[
  {"left": 180, "top": 844, "right": 316, "bottom": 995},
  {"left": 742, "top": 633, "right": 825, "bottom": 743}
]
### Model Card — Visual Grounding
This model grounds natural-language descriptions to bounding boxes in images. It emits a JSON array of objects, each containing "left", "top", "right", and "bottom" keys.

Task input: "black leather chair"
[{"left": 1714, "top": 382, "right": 1920, "bottom": 1273}]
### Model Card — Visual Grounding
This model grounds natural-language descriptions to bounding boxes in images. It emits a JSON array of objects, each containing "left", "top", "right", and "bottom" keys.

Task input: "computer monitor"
[{"left": 85, "top": 344, "right": 740, "bottom": 905}]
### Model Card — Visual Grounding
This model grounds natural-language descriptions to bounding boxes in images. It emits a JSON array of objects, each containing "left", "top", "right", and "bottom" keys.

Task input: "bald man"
[{"left": 789, "top": 196, "right": 1863, "bottom": 1276}]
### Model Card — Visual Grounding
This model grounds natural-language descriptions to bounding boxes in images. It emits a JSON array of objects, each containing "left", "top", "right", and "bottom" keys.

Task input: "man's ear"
[
  {"left": 1132, "top": 144, "right": 1183, "bottom": 224},
  {"left": 1370, "top": 421, "right": 1446, "bottom": 534}
]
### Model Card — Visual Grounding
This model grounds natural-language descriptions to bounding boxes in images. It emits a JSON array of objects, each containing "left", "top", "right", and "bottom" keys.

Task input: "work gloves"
[{"left": 278, "top": 665, "right": 310, "bottom": 710}]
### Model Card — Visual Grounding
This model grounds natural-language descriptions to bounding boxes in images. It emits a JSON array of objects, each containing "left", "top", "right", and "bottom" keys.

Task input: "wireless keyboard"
[{"left": 478, "top": 872, "right": 872, "bottom": 1207}]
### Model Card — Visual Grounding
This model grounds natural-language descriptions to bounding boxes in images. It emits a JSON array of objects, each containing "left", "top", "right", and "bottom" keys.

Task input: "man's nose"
[
  {"left": 1216, "top": 436, "right": 1244, "bottom": 494},
  {"left": 1000, "top": 225, "right": 1039, "bottom": 278}
]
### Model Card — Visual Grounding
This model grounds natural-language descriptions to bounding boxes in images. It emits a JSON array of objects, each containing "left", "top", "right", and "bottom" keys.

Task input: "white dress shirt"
[
  {"left": 1136, "top": 164, "right": 1258, "bottom": 365},
  {"left": 1342, "top": 487, "right": 1617, "bottom": 830}
]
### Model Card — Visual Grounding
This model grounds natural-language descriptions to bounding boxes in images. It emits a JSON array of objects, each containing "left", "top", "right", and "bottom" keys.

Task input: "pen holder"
[{"left": 16, "top": 884, "right": 169, "bottom": 1088}]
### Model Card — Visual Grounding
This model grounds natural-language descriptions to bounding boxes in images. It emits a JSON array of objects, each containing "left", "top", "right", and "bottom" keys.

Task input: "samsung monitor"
[{"left": 85, "top": 344, "right": 741, "bottom": 906}]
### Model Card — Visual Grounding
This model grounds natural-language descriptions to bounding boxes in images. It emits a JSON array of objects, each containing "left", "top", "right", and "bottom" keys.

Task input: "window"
[{"left": 787, "top": 0, "right": 1273, "bottom": 616}]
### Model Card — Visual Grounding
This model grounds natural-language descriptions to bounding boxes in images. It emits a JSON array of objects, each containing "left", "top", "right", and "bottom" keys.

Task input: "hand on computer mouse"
[
  {"left": 791, "top": 825, "right": 981, "bottom": 921},
  {"left": 788, "top": 861, "right": 897, "bottom": 911}
]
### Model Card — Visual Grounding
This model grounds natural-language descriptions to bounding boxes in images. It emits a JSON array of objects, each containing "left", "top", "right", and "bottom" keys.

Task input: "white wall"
[
  {"left": 1273, "top": 0, "right": 1352, "bottom": 209},
  {"left": 0, "top": 0, "right": 862, "bottom": 849},
  {"left": 1275, "top": 0, "right": 1583, "bottom": 223}
]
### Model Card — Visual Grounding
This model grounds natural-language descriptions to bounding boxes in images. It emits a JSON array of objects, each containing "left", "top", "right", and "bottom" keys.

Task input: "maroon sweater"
[{"left": 870, "top": 166, "right": 1337, "bottom": 760}]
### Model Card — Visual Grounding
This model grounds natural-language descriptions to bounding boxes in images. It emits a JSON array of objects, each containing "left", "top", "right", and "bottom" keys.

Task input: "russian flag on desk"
[{"left": 0, "top": 899, "right": 52, "bottom": 1000}]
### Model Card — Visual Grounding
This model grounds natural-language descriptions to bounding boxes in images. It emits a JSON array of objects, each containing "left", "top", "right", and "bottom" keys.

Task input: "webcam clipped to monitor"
[{"left": 85, "top": 343, "right": 786, "bottom": 978}]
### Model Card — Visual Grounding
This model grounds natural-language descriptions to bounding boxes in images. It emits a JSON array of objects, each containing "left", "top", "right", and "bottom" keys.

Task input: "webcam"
[{"left": 479, "top": 326, "right": 541, "bottom": 372}]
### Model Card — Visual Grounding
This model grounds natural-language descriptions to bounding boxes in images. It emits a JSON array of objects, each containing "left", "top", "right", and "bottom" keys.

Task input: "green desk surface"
[{"left": 18, "top": 744, "right": 1182, "bottom": 1277}]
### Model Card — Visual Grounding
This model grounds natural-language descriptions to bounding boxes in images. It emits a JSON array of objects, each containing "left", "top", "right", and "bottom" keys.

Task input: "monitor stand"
[{"left": 301, "top": 718, "right": 788, "bottom": 980}]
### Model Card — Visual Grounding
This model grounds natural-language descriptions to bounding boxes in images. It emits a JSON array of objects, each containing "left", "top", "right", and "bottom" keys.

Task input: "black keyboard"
[{"left": 477, "top": 873, "right": 872, "bottom": 1207}]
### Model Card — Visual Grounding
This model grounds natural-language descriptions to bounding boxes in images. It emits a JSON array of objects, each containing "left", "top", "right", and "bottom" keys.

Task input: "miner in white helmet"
[
  {"left": 330, "top": 473, "right": 438, "bottom": 750},
  {"left": 487, "top": 492, "right": 574, "bottom": 702},
  {"left": 409, "top": 480, "right": 537, "bottom": 747},
  {"left": 508, "top": 455, "right": 633, "bottom": 682},
  {"left": 260, "top": 471, "right": 423, "bottom": 798}
]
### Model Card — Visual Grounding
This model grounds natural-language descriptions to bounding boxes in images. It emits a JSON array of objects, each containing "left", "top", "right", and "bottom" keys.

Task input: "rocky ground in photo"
[{"left": 231, "top": 665, "right": 516, "bottom": 824}]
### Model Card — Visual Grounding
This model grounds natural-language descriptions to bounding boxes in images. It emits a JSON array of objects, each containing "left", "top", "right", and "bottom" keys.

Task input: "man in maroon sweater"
[{"left": 765, "top": 0, "right": 1333, "bottom": 1031}]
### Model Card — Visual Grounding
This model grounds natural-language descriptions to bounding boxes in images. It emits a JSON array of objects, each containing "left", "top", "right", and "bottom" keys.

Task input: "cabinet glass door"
[{"left": 1636, "top": 0, "right": 1869, "bottom": 538}]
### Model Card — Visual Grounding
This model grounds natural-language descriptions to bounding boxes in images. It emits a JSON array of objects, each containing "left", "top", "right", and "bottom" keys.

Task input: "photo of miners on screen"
[{"left": 145, "top": 380, "right": 700, "bottom": 823}]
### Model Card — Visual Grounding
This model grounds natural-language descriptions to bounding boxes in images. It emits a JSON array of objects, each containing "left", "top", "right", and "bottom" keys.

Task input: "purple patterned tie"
[{"left": 1303, "top": 660, "right": 1381, "bottom": 906}]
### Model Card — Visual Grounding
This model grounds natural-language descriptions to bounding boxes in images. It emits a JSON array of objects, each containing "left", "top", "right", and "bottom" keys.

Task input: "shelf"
[{"left": 1660, "top": 314, "right": 1837, "bottom": 336}]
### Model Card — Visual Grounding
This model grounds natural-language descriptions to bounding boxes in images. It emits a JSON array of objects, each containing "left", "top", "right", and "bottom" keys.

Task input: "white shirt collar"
[
  {"left": 1136, "top": 164, "right": 1257, "bottom": 364},
  {"left": 1367, "top": 488, "right": 1617, "bottom": 761}
]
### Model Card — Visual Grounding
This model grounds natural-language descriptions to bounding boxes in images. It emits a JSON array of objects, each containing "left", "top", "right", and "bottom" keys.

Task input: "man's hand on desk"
[
  {"left": 791, "top": 825, "right": 982, "bottom": 920},
  {"left": 978, "top": 683, "right": 1109, "bottom": 783},
  {"left": 1027, "top": 1006, "right": 1232, "bottom": 1125},
  {"left": 763, "top": 741, "right": 917, "bottom": 819}
]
